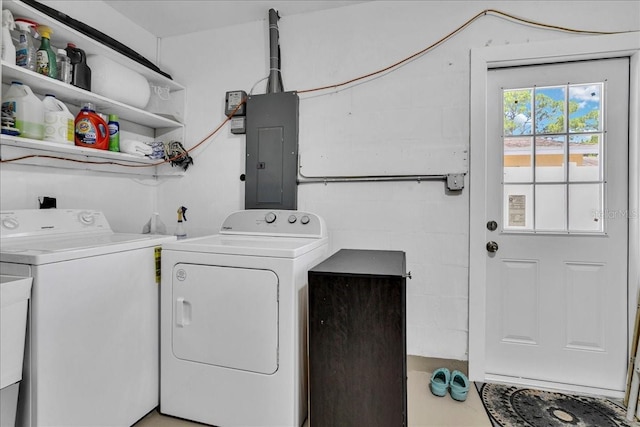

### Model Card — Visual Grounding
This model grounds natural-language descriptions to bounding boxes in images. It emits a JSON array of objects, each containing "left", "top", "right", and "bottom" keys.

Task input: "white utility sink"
[{"left": 1, "top": 274, "right": 32, "bottom": 427}]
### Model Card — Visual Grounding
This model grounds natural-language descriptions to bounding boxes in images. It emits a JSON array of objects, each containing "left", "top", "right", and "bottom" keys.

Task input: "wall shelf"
[
  {"left": 2, "top": 62, "right": 183, "bottom": 130},
  {"left": 2, "top": 0, "right": 183, "bottom": 91},
  {"left": 0, "top": 136, "right": 184, "bottom": 177},
  {"left": 1, "top": 0, "right": 186, "bottom": 177}
]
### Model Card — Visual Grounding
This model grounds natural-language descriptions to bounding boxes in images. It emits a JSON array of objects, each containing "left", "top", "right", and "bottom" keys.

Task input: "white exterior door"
[{"left": 482, "top": 58, "right": 629, "bottom": 393}]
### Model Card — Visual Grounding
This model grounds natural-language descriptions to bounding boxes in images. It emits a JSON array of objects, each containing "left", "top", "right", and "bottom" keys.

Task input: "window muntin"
[{"left": 502, "top": 82, "right": 605, "bottom": 233}]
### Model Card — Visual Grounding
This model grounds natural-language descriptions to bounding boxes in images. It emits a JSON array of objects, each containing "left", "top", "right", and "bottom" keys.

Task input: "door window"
[{"left": 502, "top": 82, "right": 604, "bottom": 233}]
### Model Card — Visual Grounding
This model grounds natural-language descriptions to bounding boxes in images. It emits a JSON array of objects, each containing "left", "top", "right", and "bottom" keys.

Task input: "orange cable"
[
  {"left": 297, "top": 9, "right": 624, "bottom": 95},
  {"left": 1, "top": 9, "right": 629, "bottom": 166}
]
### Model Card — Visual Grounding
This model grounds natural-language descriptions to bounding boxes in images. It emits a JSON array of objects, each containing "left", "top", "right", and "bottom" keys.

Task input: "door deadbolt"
[
  {"left": 487, "top": 220, "right": 498, "bottom": 231},
  {"left": 486, "top": 241, "right": 499, "bottom": 253}
]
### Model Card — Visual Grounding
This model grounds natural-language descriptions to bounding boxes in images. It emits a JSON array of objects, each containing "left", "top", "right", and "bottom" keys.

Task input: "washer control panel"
[
  {"left": 220, "top": 210, "right": 326, "bottom": 238},
  {"left": 0, "top": 209, "right": 111, "bottom": 238}
]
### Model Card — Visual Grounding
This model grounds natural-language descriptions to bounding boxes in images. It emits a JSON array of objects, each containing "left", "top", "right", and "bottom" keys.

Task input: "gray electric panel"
[{"left": 245, "top": 91, "right": 299, "bottom": 210}]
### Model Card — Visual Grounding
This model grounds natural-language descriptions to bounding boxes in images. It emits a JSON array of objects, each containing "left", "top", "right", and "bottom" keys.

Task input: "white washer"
[
  {"left": 160, "top": 209, "right": 329, "bottom": 427},
  {"left": 0, "top": 209, "right": 176, "bottom": 427}
]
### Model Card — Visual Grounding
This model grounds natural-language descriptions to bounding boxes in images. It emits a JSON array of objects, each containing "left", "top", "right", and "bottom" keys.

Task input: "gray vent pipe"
[{"left": 267, "top": 8, "right": 284, "bottom": 93}]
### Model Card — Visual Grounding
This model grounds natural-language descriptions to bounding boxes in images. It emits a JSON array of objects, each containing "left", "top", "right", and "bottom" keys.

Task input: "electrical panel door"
[{"left": 245, "top": 92, "right": 299, "bottom": 210}]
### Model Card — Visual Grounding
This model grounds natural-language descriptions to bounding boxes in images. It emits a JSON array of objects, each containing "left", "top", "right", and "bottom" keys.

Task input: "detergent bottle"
[
  {"left": 175, "top": 206, "right": 187, "bottom": 240},
  {"left": 74, "top": 102, "right": 109, "bottom": 149},
  {"left": 42, "top": 94, "right": 74, "bottom": 144},
  {"left": 65, "top": 43, "right": 91, "bottom": 91},
  {"left": 35, "top": 25, "right": 57, "bottom": 78},
  {"left": 2, "top": 81, "right": 44, "bottom": 139}
]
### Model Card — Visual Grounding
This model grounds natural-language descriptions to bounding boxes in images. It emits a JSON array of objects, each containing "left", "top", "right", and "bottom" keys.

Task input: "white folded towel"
[{"left": 120, "top": 139, "right": 154, "bottom": 156}]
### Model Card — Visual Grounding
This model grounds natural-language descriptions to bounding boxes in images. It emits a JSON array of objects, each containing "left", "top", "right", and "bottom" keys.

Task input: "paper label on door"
[{"left": 509, "top": 195, "right": 526, "bottom": 226}]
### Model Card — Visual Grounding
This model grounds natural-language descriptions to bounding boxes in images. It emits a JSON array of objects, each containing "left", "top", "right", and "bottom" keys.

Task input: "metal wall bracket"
[{"left": 446, "top": 173, "right": 465, "bottom": 191}]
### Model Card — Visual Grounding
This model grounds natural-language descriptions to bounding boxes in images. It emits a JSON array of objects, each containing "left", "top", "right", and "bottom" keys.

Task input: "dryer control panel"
[{"left": 219, "top": 209, "right": 326, "bottom": 238}]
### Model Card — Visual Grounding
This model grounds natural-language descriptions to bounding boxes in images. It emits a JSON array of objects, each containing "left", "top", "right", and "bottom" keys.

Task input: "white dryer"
[
  {"left": 160, "top": 209, "right": 329, "bottom": 427},
  {"left": 0, "top": 209, "right": 175, "bottom": 427}
]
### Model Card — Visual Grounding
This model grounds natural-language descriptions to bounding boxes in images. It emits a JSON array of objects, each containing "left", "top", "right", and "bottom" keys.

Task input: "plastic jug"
[
  {"left": 74, "top": 102, "right": 108, "bottom": 149},
  {"left": 1, "top": 81, "right": 44, "bottom": 140},
  {"left": 65, "top": 43, "right": 91, "bottom": 91},
  {"left": 42, "top": 94, "right": 74, "bottom": 144}
]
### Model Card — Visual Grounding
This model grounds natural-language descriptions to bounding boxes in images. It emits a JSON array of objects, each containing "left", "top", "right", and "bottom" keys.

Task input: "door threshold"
[{"left": 484, "top": 373, "right": 625, "bottom": 399}]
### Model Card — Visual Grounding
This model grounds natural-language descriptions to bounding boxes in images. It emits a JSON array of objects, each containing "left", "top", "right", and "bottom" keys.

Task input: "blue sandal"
[
  {"left": 449, "top": 370, "right": 470, "bottom": 401},
  {"left": 429, "top": 368, "right": 451, "bottom": 397}
]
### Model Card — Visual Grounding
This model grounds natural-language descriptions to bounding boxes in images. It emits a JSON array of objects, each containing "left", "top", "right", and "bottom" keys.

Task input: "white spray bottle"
[
  {"left": 175, "top": 206, "right": 187, "bottom": 240},
  {"left": 1, "top": 10, "right": 16, "bottom": 64}
]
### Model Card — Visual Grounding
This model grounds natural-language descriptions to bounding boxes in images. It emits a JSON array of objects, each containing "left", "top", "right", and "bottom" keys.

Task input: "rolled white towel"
[{"left": 120, "top": 139, "right": 153, "bottom": 156}]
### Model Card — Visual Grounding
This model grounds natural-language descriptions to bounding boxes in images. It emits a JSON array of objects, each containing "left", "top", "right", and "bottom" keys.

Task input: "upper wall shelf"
[
  {"left": 1, "top": 0, "right": 187, "bottom": 177},
  {"left": 2, "top": 0, "right": 183, "bottom": 91},
  {"left": 2, "top": 61, "right": 182, "bottom": 129}
]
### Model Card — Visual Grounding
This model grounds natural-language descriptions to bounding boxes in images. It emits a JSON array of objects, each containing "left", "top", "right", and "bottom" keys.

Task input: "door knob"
[{"left": 486, "top": 241, "right": 499, "bottom": 253}]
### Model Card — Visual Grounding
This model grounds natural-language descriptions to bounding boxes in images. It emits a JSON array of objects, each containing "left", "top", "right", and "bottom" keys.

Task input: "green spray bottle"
[
  {"left": 175, "top": 206, "right": 187, "bottom": 240},
  {"left": 36, "top": 25, "right": 57, "bottom": 78}
]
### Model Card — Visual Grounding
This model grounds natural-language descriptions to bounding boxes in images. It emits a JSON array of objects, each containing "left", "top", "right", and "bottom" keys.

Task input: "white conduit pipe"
[{"left": 297, "top": 174, "right": 447, "bottom": 184}]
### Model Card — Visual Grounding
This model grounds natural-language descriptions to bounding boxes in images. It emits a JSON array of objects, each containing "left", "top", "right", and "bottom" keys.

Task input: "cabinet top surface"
[{"left": 310, "top": 249, "right": 406, "bottom": 277}]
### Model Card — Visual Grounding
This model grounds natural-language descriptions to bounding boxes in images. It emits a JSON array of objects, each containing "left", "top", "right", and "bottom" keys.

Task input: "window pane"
[
  {"left": 569, "top": 184, "right": 603, "bottom": 232},
  {"left": 504, "top": 89, "right": 532, "bottom": 136},
  {"left": 504, "top": 185, "right": 533, "bottom": 231},
  {"left": 535, "top": 185, "right": 566, "bottom": 231},
  {"left": 535, "top": 136, "right": 566, "bottom": 182},
  {"left": 535, "top": 86, "right": 566, "bottom": 134},
  {"left": 501, "top": 79, "right": 606, "bottom": 235},
  {"left": 504, "top": 136, "right": 533, "bottom": 182},
  {"left": 569, "top": 134, "right": 602, "bottom": 182},
  {"left": 569, "top": 83, "right": 602, "bottom": 133}
]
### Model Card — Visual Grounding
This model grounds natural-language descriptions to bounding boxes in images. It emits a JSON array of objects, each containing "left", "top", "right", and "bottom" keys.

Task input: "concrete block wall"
[{"left": 157, "top": 1, "right": 638, "bottom": 360}]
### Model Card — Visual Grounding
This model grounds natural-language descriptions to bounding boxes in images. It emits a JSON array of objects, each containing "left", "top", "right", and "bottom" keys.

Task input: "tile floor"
[{"left": 134, "top": 356, "right": 492, "bottom": 427}]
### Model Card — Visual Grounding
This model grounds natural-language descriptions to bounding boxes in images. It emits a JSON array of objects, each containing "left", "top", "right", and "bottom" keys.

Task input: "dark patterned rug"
[{"left": 478, "top": 382, "right": 638, "bottom": 427}]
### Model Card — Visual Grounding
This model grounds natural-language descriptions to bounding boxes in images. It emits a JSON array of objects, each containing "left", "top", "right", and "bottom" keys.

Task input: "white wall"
[
  {"left": 2, "top": 1, "right": 638, "bottom": 360},
  {"left": 158, "top": 1, "right": 639, "bottom": 360}
]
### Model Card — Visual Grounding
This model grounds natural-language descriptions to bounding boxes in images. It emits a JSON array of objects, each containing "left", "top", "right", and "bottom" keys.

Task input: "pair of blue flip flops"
[{"left": 429, "top": 368, "right": 470, "bottom": 401}]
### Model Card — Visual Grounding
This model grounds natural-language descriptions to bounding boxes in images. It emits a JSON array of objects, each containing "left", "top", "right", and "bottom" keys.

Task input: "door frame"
[{"left": 469, "top": 32, "right": 640, "bottom": 395}]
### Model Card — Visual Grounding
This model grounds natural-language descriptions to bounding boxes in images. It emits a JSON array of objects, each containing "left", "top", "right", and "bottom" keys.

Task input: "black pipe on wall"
[{"left": 267, "top": 8, "right": 284, "bottom": 93}]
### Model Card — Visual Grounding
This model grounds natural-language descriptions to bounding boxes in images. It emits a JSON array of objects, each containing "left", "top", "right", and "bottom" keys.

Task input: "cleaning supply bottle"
[
  {"left": 175, "top": 206, "right": 187, "bottom": 240},
  {"left": 56, "top": 48, "right": 72, "bottom": 84},
  {"left": 1, "top": 10, "right": 16, "bottom": 64},
  {"left": 65, "top": 43, "right": 91, "bottom": 91},
  {"left": 35, "top": 25, "right": 57, "bottom": 78},
  {"left": 74, "top": 102, "right": 109, "bottom": 149},
  {"left": 14, "top": 18, "right": 37, "bottom": 71},
  {"left": 42, "top": 94, "right": 74, "bottom": 144},
  {"left": 2, "top": 81, "right": 44, "bottom": 139},
  {"left": 107, "top": 114, "right": 119, "bottom": 152}
]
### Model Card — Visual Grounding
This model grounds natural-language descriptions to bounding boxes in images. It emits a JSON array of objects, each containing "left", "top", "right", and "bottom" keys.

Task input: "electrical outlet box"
[
  {"left": 225, "top": 90, "right": 247, "bottom": 116},
  {"left": 230, "top": 117, "right": 246, "bottom": 134}
]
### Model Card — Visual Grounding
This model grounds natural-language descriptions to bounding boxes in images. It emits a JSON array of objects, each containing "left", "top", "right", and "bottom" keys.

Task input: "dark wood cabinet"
[{"left": 308, "top": 249, "right": 407, "bottom": 427}]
